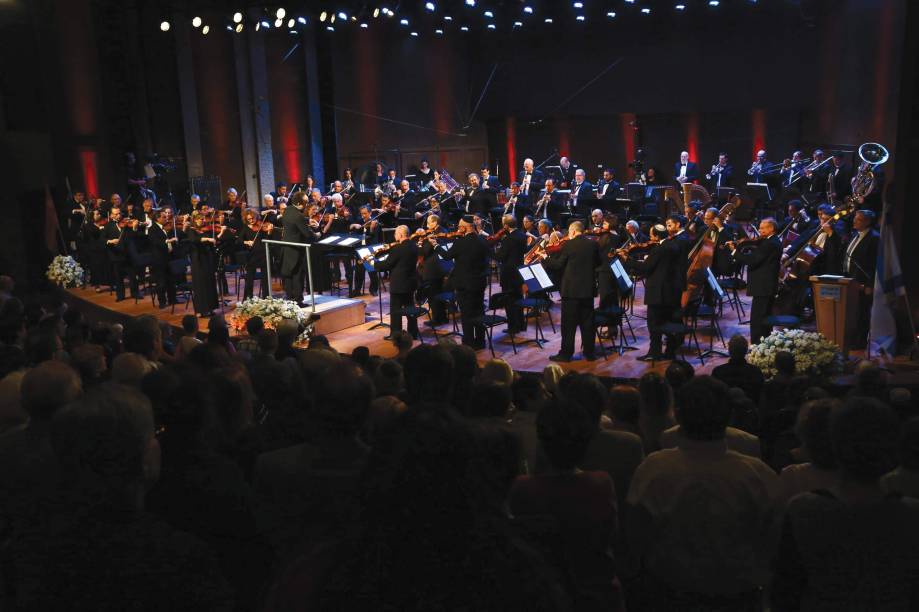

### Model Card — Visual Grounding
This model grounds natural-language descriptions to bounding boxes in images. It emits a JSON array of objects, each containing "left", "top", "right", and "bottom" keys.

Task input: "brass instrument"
[
  {"left": 846, "top": 142, "right": 888, "bottom": 206},
  {"left": 705, "top": 164, "right": 722, "bottom": 181},
  {"left": 502, "top": 194, "right": 518, "bottom": 216},
  {"left": 789, "top": 156, "right": 832, "bottom": 185},
  {"left": 747, "top": 160, "right": 764, "bottom": 176},
  {"left": 533, "top": 191, "right": 551, "bottom": 218}
]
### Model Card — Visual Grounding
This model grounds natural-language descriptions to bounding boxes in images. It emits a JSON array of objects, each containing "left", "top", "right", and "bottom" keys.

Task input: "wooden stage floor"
[{"left": 67, "top": 273, "right": 768, "bottom": 380}]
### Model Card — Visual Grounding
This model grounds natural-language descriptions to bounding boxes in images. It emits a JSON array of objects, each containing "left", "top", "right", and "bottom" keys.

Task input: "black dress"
[{"left": 186, "top": 228, "right": 219, "bottom": 315}]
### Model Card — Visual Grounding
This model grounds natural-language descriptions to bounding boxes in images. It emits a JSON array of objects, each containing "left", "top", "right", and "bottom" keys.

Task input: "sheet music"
[
  {"left": 318, "top": 235, "right": 340, "bottom": 245},
  {"left": 518, "top": 266, "right": 535, "bottom": 281},
  {"left": 339, "top": 237, "right": 360, "bottom": 246},
  {"left": 356, "top": 247, "right": 373, "bottom": 260},
  {"left": 610, "top": 259, "right": 633, "bottom": 291},
  {"left": 531, "top": 264, "right": 553, "bottom": 289}
]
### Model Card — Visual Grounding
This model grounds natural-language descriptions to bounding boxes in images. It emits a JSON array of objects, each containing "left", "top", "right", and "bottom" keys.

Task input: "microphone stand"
[{"left": 535, "top": 150, "right": 559, "bottom": 171}]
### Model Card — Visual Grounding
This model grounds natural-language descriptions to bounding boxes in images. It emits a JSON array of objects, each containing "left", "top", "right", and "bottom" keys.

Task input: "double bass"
[
  {"left": 781, "top": 203, "right": 854, "bottom": 282},
  {"left": 680, "top": 194, "right": 741, "bottom": 307}
]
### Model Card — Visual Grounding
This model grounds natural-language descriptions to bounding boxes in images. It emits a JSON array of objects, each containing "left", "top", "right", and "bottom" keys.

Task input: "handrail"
[{"left": 262, "top": 239, "right": 316, "bottom": 313}]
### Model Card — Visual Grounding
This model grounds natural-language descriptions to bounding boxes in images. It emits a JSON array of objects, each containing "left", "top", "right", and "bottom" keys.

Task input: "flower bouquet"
[
  {"left": 46, "top": 255, "right": 85, "bottom": 288},
  {"left": 229, "top": 296, "right": 315, "bottom": 343},
  {"left": 748, "top": 328, "right": 844, "bottom": 380}
]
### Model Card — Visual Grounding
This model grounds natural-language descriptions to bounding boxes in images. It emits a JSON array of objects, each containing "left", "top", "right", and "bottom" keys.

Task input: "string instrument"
[
  {"left": 485, "top": 227, "right": 507, "bottom": 244},
  {"left": 781, "top": 204, "right": 854, "bottom": 282},
  {"left": 94, "top": 216, "right": 109, "bottom": 228},
  {"left": 613, "top": 240, "right": 657, "bottom": 260},
  {"left": 523, "top": 236, "right": 549, "bottom": 265},
  {"left": 681, "top": 194, "right": 741, "bottom": 307}
]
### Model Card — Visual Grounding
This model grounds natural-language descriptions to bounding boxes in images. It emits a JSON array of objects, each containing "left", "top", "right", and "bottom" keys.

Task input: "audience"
[{"left": 2, "top": 283, "right": 917, "bottom": 612}]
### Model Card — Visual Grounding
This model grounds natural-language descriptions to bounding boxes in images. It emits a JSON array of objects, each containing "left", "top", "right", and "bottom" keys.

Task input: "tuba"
[{"left": 847, "top": 142, "right": 888, "bottom": 206}]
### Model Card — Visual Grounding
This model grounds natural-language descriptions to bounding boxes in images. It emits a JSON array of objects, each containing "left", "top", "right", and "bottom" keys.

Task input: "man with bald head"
[
  {"left": 727, "top": 217, "right": 782, "bottom": 344},
  {"left": 517, "top": 158, "right": 545, "bottom": 212},
  {"left": 374, "top": 225, "right": 420, "bottom": 340},
  {"left": 674, "top": 151, "right": 699, "bottom": 186},
  {"left": 442, "top": 216, "right": 491, "bottom": 349}
]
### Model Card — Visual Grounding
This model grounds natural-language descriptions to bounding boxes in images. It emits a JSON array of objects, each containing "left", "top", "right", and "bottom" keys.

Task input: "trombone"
[{"left": 788, "top": 156, "right": 832, "bottom": 185}]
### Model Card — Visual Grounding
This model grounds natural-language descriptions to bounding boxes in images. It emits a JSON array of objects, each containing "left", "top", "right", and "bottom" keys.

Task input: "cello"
[{"left": 680, "top": 194, "right": 741, "bottom": 307}]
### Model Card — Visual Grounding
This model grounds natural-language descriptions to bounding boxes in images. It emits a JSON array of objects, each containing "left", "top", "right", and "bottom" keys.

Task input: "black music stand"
[
  {"left": 517, "top": 262, "right": 555, "bottom": 348},
  {"left": 357, "top": 244, "right": 390, "bottom": 330},
  {"left": 701, "top": 267, "right": 729, "bottom": 358},
  {"left": 609, "top": 258, "right": 639, "bottom": 354}
]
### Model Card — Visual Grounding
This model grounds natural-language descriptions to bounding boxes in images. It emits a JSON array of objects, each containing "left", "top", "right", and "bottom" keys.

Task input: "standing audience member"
[{"left": 777, "top": 399, "right": 840, "bottom": 504}]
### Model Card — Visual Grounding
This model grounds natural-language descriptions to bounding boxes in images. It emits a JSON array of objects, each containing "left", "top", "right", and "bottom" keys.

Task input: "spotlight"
[
  {"left": 606, "top": 11, "right": 616, "bottom": 17},
  {"left": 160, "top": 20, "right": 170, "bottom": 31},
  {"left": 330, "top": 14, "right": 336, "bottom": 23},
  {"left": 460, "top": 25, "right": 469, "bottom": 31},
  {"left": 444, "top": 15, "right": 453, "bottom": 20},
  {"left": 400, "top": 17, "right": 409, "bottom": 25},
  {"left": 465, "top": 0, "right": 475, "bottom": 6},
  {"left": 298, "top": 16, "right": 306, "bottom": 24},
  {"left": 226, "top": 24, "right": 233, "bottom": 31},
  {"left": 386, "top": 8, "right": 394, "bottom": 16},
  {"left": 326, "top": 25, "right": 334, "bottom": 31},
  {"left": 486, "top": 22, "right": 496, "bottom": 29},
  {"left": 360, "top": 22, "right": 369, "bottom": 28},
  {"left": 576, "top": 14, "right": 585, "bottom": 21},
  {"left": 425, "top": 2, "right": 435, "bottom": 11},
  {"left": 192, "top": 16, "right": 202, "bottom": 27},
  {"left": 435, "top": 28, "right": 443, "bottom": 34},
  {"left": 320, "top": 11, "right": 327, "bottom": 21},
  {"left": 410, "top": 30, "right": 418, "bottom": 36},
  {"left": 544, "top": 17, "right": 553, "bottom": 23},
  {"left": 513, "top": 20, "right": 522, "bottom": 27},
  {"left": 641, "top": 8, "right": 651, "bottom": 14},
  {"left": 573, "top": 1, "right": 583, "bottom": 7},
  {"left": 233, "top": 12, "right": 243, "bottom": 23},
  {"left": 338, "top": 12, "right": 347, "bottom": 20},
  {"left": 276, "top": 7, "right": 285, "bottom": 19},
  {"left": 523, "top": 6, "right": 534, "bottom": 14},
  {"left": 261, "top": 20, "right": 270, "bottom": 28},
  {"left": 709, "top": 0, "right": 720, "bottom": 5},
  {"left": 484, "top": 10, "right": 493, "bottom": 17},
  {"left": 676, "top": 3, "right": 685, "bottom": 9},
  {"left": 255, "top": 21, "right": 261, "bottom": 30},
  {"left": 285, "top": 18, "right": 291, "bottom": 27},
  {"left": 624, "top": 0, "right": 635, "bottom": 3},
  {"left": 274, "top": 18, "right": 283, "bottom": 27},
  {"left": 202, "top": 24, "right": 210, "bottom": 34},
  {"left": 235, "top": 23, "right": 244, "bottom": 32}
]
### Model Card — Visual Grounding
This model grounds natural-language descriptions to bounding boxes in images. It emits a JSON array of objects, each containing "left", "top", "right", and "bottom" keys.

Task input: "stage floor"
[{"left": 67, "top": 272, "right": 772, "bottom": 379}]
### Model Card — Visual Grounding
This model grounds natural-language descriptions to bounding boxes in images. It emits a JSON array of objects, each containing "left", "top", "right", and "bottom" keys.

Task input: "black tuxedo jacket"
[
  {"left": 101, "top": 222, "right": 128, "bottom": 261},
  {"left": 558, "top": 165, "right": 578, "bottom": 188},
  {"left": 544, "top": 235, "right": 600, "bottom": 299},
  {"left": 419, "top": 229, "right": 447, "bottom": 281},
  {"left": 631, "top": 241, "right": 681, "bottom": 306},
  {"left": 596, "top": 180, "right": 620, "bottom": 200},
  {"left": 494, "top": 229, "right": 527, "bottom": 287},
  {"left": 845, "top": 229, "right": 879, "bottom": 286},
  {"left": 481, "top": 176, "right": 500, "bottom": 191},
  {"left": 828, "top": 165, "right": 853, "bottom": 200},
  {"left": 735, "top": 236, "right": 781, "bottom": 296},
  {"left": 517, "top": 170, "right": 546, "bottom": 199},
  {"left": 375, "top": 240, "right": 419, "bottom": 293},
  {"left": 147, "top": 223, "right": 171, "bottom": 263},
  {"left": 279, "top": 206, "right": 318, "bottom": 275},
  {"left": 672, "top": 231, "right": 694, "bottom": 289},
  {"left": 570, "top": 180, "right": 594, "bottom": 205},
  {"left": 674, "top": 161, "right": 700, "bottom": 184},
  {"left": 442, "top": 233, "right": 490, "bottom": 291}
]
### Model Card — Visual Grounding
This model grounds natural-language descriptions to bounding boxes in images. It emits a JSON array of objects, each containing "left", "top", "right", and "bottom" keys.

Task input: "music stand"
[
  {"left": 517, "top": 262, "right": 555, "bottom": 347},
  {"left": 609, "top": 258, "right": 639, "bottom": 354},
  {"left": 357, "top": 244, "right": 390, "bottom": 330},
  {"left": 702, "top": 267, "right": 729, "bottom": 358}
]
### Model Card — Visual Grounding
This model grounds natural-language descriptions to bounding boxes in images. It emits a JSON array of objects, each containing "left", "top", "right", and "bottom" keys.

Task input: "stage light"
[
  {"left": 435, "top": 28, "right": 444, "bottom": 34},
  {"left": 444, "top": 15, "right": 453, "bottom": 20},
  {"left": 709, "top": 0, "right": 719, "bottom": 5},
  {"left": 576, "top": 14, "right": 585, "bottom": 21},
  {"left": 287, "top": 18, "right": 294, "bottom": 27},
  {"left": 425, "top": 2, "right": 435, "bottom": 11},
  {"left": 373, "top": 8, "right": 380, "bottom": 18},
  {"left": 465, "top": 0, "right": 475, "bottom": 6},
  {"left": 624, "top": 0, "right": 635, "bottom": 3},
  {"left": 360, "top": 22, "right": 368, "bottom": 28},
  {"left": 641, "top": 7, "right": 651, "bottom": 14},
  {"left": 192, "top": 16, "right": 202, "bottom": 27},
  {"left": 676, "top": 4, "right": 685, "bottom": 9},
  {"left": 460, "top": 25, "right": 469, "bottom": 31},
  {"left": 226, "top": 25, "right": 233, "bottom": 31},
  {"left": 274, "top": 18, "right": 283, "bottom": 27},
  {"left": 523, "top": 6, "right": 534, "bottom": 14},
  {"left": 319, "top": 11, "right": 327, "bottom": 21},
  {"left": 607, "top": 11, "right": 616, "bottom": 17},
  {"left": 484, "top": 10, "right": 494, "bottom": 17},
  {"left": 400, "top": 17, "right": 409, "bottom": 25},
  {"left": 487, "top": 23, "right": 496, "bottom": 29},
  {"left": 326, "top": 25, "right": 335, "bottom": 31},
  {"left": 410, "top": 31, "right": 418, "bottom": 36},
  {"left": 330, "top": 14, "right": 336, "bottom": 23},
  {"left": 202, "top": 24, "right": 210, "bottom": 34},
  {"left": 233, "top": 12, "right": 243, "bottom": 23},
  {"left": 573, "top": 1, "right": 583, "bottom": 7},
  {"left": 338, "top": 11, "right": 347, "bottom": 20},
  {"left": 261, "top": 20, "right": 270, "bottom": 28},
  {"left": 276, "top": 7, "right": 286, "bottom": 19},
  {"left": 513, "top": 20, "right": 522, "bottom": 27},
  {"left": 160, "top": 20, "right": 170, "bottom": 31},
  {"left": 255, "top": 21, "right": 261, "bottom": 30},
  {"left": 235, "top": 23, "right": 244, "bottom": 32},
  {"left": 544, "top": 17, "right": 553, "bottom": 23},
  {"left": 385, "top": 8, "right": 394, "bottom": 16}
]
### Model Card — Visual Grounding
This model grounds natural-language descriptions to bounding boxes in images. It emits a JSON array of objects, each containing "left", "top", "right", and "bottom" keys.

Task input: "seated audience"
[
  {"left": 881, "top": 417, "right": 919, "bottom": 498},
  {"left": 777, "top": 398, "right": 840, "bottom": 504},
  {"left": 636, "top": 371, "right": 676, "bottom": 454},
  {"left": 712, "top": 335, "right": 765, "bottom": 403}
]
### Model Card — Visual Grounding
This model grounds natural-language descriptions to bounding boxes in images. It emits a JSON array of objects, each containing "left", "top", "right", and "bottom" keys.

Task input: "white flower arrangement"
[
  {"left": 748, "top": 328, "right": 844, "bottom": 380},
  {"left": 46, "top": 255, "right": 85, "bottom": 288},
  {"left": 230, "top": 296, "right": 315, "bottom": 343}
]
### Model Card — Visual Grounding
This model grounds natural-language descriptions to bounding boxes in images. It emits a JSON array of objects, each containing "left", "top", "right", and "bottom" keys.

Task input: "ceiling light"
[
  {"left": 320, "top": 11, "right": 327, "bottom": 21},
  {"left": 676, "top": 3, "right": 686, "bottom": 9},
  {"left": 544, "top": 17, "right": 553, "bottom": 23},
  {"left": 435, "top": 28, "right": 443, "bottom": 34},
  {"left": 444, "top": 14, "right": 453, "bottom": 20},
  {"left": 338, "top": 12, "right": 347, "bottom": 19},
  {"left": 373, "top": 8, "right": 381, "bottom": 18},
  {"left": 487, "top": 23, "right": 496, "bottom": 29},
  {"left": 260, "top": 20, "right": 270, "bottom": 28},
  {"left": 576, "top": 14, "right": 585, "bottom": 21},
  {"left": 360, "top": 22, "right": 368, "bottom": 28},
  {"left": 235, "top": 23, "right": 244, "bottom": 32},
  {"left": 425, "top": 2, "right": 436, "bottom": 11},
  {"left": 607, "top": 11, "right": 616, "bottom": 17},
  {"left": 202, "top": 24, "right": 210, "bottom": 34},
  {"left": 484, "top": 10, "right": 494, "bottom": 17},
  {"left": 330, "top": 14, "right": 336, "bottom": 23},
  {"left": 287, "top": 18, "right": 294, "bottom": 27},
  {"left": 192, "top": 16, "right": 202, "bottom": 27},
  {"left": 160, "top": 20, "right": 170, "bottom": 31},
  {"left": 298, "top": 16, "right": 307, "bottom": 24},
  {"left": 274, "top": 18, "right": 283, "bottom": 27},
  {"left": 277, "top": 8, "right": 286, "bottom": 19},
  {"left": 513, "top": 20, "right": 522, "bottom": 27},
  {"left": 523, "top": 6, "right": 534, "bottom": 14},
  {"left": 410, "top": 30, "right": 419, "bottom": 36},
  {"left": 465, "top": 0, "right": 476, "bottom": 6},
  {"left": 460, "top": 25, "right": 469, "bottom": 31},
  {"left": 709, "top": 0, "right": 720, "bottom": 5},
  {"left": 400, "top": 17, "right": 409, "bottom": 25},
  {"left": 641, "top": 7, "right": 651, "bottom": 14},
  {"left": 573, "top": 1, "right": 583, "bottom": 7},
  {"left": 233, "top": 12, "right": 243, "bottom": 23},
  {"left": 326, "top": 25, "right": 335, "bottom": 31}
]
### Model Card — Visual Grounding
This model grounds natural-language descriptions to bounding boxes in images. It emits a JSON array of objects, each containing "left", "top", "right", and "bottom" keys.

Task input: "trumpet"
[
  {"left": 747, "top": 161, "right": 764, "bottom": 176},
  {"left": 705, "top": 164, "right": 723, "bottom": 180}
]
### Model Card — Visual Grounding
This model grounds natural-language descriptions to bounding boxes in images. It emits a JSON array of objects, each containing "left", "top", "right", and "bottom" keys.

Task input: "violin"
[
  {"left": 722, "top": 236, "right": 767, "bottom": 250},
  {"left": 94, "top": 216, "right": 109, "bottom": 228},
  {"left": 612, "top": 240, "right": 658, "bottom": 259},
  {"left": 248, "top": 220, "right": 274, "bottom": 233},
  {"left": 485, "top": 227, "right": 508, "bottom": 244}
]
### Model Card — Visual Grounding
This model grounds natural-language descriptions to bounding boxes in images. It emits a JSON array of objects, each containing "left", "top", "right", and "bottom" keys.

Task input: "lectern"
[{"left": 809, "top": 275, "right": 860, "bottom": 356}]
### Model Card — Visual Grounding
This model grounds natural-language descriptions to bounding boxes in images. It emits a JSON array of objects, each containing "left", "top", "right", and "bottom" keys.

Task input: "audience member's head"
[
  {"left": 665, "top": 360, "right": 695, "bottom": 390},
  {"left": 0, "top": 371, "right": 26, "bottom": 434},
  {"left": 542, "top": 364, "right": 564, "bottom": 396},
  {"left": 373, "top": 359, "right": 404, "bottom": 398},
  {"left": 21, "top": 361, "right": 82, "bottom": 421},
  {"left": 70, "top": 343, "right": 107, "bottom": 384},
  {"left": 831, "top": 397, "right": 900, "bottom": 484},
  {"left": 25, "top": 328, "right": 63, "bottom": 365},
  {"left": 795, "top": 399, "right": 840, "bottom": 470},
  {"left": 480, "top": 359, "right": 513, "bottom": 387},
  {"left": 775, "top": 351, "right": 796, "bottom": 377},
  {"left": 314, "top": 361, "right": 375, "bottom": 436},
  {"left": 609, "top": 384, "right": 641, "bottom": 426},
  {"left": 404, "top": 344, "right": 454, "bottom": 405},
  {"left": 363, "top": 395, "right": 407, "bottom": 446},
  {"left": 390, "top": 331, "right": 413, "bottom": 357},
  {"left": 257, "top": 329, "right": 279, "bottom": 356},
  {"left": 728, "top": 334, "right": 749, "bottom": 361},
  {"left": 537, "top": 397, "right": 597, "bottom": 470},
  {"left": 675, "top": 375, "right": 731, "bottom": 441},
  {"left": 309, "top": 335, "right": 332, "bottom": 351},
  {"left": 512, "top": 375, "right": 550, "bottom": 414},
  {"left": 181, "top": 314, "right": 198, "bottom": 336},
  {"left": 110, "top": 352, "right": 155, "bottom": 386},
  {"left": 467, "top": 382, "right": 512, "bottom": 419},
  {"left": 896, "top": 418, "right": 919, "bottom": 471},
  {"left": 123, "top": 315, "right": 161, "bottom": 360},
  {"left": 638, "top": 371, "right": 674, "bottom": 420},
  {"left": 351, "top": 345, "right": 371, "bottom": 369},
  {"left": 851, "top": 361, "right": 890, "bottom": 402},
  {"left": 245, "top": 316, "right": 265, "bottom": 338},
  {"left": 558, "top": 372, "right": 608, "bottom": 424}
]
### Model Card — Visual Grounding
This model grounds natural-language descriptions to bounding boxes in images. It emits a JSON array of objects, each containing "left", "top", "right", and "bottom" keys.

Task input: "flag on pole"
[
  {"left": 44, "top": 184, "right": 61, "bottom": 254},
  {"left": 869, "top": 200, "right": 906, "bottom": 355}
]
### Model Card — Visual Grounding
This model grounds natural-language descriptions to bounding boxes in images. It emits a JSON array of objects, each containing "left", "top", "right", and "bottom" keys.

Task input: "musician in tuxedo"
[
  {"left": 517, "top": 158, "right": 545, "bottom": 207},
  {"left": 684, "top": 202, "right": 706, "bottom": 238},
  {"left": 222, "top": 188, "right": 244, "bottom": 230},
  {"left": 667, "top": 215, "right": 693, "bottom": 292},
  {"left": 747, "top": 150, "right": 769, "bottom": 183},
  {"left": 240, "top": 210, "right": 272, "bottom": 300},
  {"left": 494, "top": 215, "right": 527, "bottom": 333},
  {"left": 461, "top": 174, "right": 492, "bottom": 217},
  {"left": 674, "top": 151, "right": 700, "bottom": 187},
  {"left": 727, "top": 218, "right": 782, "bottom": 344},
  {"left": 626, "top": 224, "right": 681, "bottom": 360},
  {"left": 594, "top": 211, "right": 624, "bottom": 311},
  {"left": 534, "top": 179, "right": 565, "bottom": 225},
  {"left": 624, "top": 220, "right": 649, "bottom": 245},
  {"left": 596, "top": 168, "right": 620, "bottom": 202},
  {"left": 702, "top": 207, "right": 736, "bottom": 277},
  {"left": 271, "top": 183, "right": 290, "bottom": 207},
  {"left": 843, "top": 210, "right": 879, "bottom": 348},
  {"left": 441, "top": 216, "right": 490, "bottom": 350},
  {"left": 279, "top": 192, "right": 319, "bottom": 304},
  {"left": 781, "top": 151, "right": 806, "bottom": 187},
  {"left": 350, "top": 205, "right": 383, "bottom": 296},
  {"left": 810, "top": 203, "right": 844, "bottom": 276},
  {"left": 827, "top": 151, "right": 852, "bottom": 204},
  {"left": 480, "top": 166, "right": 500, "bottom": 191},
  {"left": 415, "top": 215, "right": 448, "bottom": 324},
  {"left": 558, "top": 157, "right": 578, "bottom": 189},
  {"left": 708, "top": 153, "right": 734, "bottom": 191},
  {"left": 102, "top": 208, "right": 139, "bottom": 301},
  {"left": 374, "top": 225, "right": 420, "bottom": 340},
  {"left": 570, "top": 169, "right": 594, "bottom": 221},
  {"left": 805, "top": 149, "right": 829, "bottom": 198},
  {"left": 147, "top": 210, "right": 177, "bottom": 308},
  {"left": 544, "top": 221, "right": 601, "bottom": 362},
  {"left": 260, "top": 194, "right": 279, "bottom": 225}
]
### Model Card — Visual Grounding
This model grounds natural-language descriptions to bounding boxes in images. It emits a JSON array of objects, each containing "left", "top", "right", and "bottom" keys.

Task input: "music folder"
[{"left": 518, "top": 263, "right": 554, "bottom": 293}]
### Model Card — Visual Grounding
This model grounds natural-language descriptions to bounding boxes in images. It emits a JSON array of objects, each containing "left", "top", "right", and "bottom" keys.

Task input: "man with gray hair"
[
  {"left": 374, "top": 225, "right": 420, "bottom": 340},
  {"left": 726, "top": 217, "right": 782, "bottom": 344},
  {"left": 494, "top": 214, "right": 527, "bottom": 333},
  {"left": 517, "top": 157, "right": 545, "bottom": 204}
]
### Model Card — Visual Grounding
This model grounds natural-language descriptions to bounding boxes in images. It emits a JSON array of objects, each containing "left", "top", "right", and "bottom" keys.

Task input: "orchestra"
[{"left": 63, "top": 140, "right": 888, "bottom": 361}]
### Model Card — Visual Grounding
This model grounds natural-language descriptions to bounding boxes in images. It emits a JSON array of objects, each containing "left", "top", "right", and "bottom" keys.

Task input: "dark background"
[{"left": 0, "top": 0, "right": 916, "bottom": 292}]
